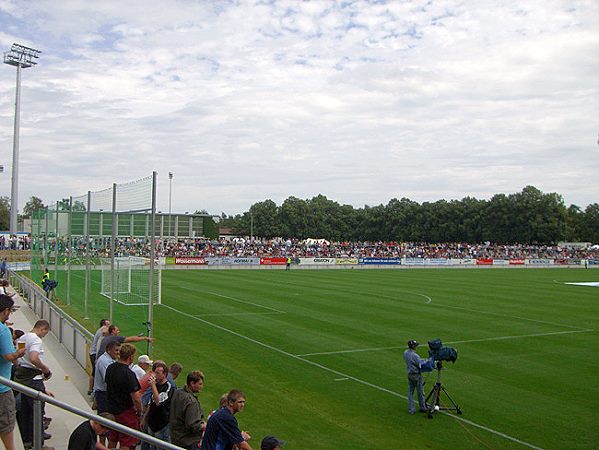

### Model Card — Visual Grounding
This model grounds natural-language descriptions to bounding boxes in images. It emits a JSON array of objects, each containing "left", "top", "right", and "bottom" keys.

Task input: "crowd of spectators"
[
  {"left": 60, "top": 237, "right": 599, "bottom": 261},
  {"left": 0, "top": 234, "right": 31, "bottom": 251}
]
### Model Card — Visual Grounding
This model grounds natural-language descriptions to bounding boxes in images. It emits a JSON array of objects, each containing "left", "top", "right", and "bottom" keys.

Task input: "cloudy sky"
[{"left": 1, "top": 0, "right": 598, "bottom": 216}]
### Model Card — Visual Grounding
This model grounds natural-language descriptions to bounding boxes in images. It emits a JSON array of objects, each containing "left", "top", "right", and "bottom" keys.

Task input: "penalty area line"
[
  {"left": 205, "top": 291, "right": 286, "bottom": 313},
  {"left": 161, "top": 303, "right": 545, "bottom": 450}
]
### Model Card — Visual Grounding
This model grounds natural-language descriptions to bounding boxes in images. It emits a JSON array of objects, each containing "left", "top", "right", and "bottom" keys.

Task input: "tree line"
[
  {"left": 2, "top": 186, "right": 597, "bottom": 244},
  {"left": 218, "top": 186, "right": 599, "bottom": 244}
]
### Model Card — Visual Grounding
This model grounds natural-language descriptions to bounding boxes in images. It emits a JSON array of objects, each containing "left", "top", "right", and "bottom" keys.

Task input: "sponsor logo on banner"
[
  {"left": 450, "top": 259, "right": 476, "bottom": 265},
  {"left": 359, "top": 258, "right": 401, "bottom": 265},
  {"left": 567, "top": 259, "right": 582, "bottom": 265},
  {"left": 336, "top": 258, "right": 358, "bottom": 265},
  {"left": 175, "top": 257, "right": 207, "bottom": 265},
  {"left": 299, "top": 258, "right": 336, "bottom": 265},
  {"left": 509, "top": 259, "right": 525, "bottom": 265},
  {"left": 554, "top": 259, "right": 568, "bottom": 265},
  {"left": 493, "top": 259, "right": 509, "bottom": 265},
  {"left": 232, "top": 258, "right": 260, "bottom": 265},
  {"left": 260, "top": 257, "right": 287, "bottom": 265},
  {"left": 589, "top": 259, "right": 599, "bottom": 265},
  {"left": 424, "top": 258, "right": 448, "bottom": 265},
  {"left": 403, "top": 258, "right": 425, "bottom": 266},
  {"left": 476, "top": 259, "right": 493, "bottom": 265},
  {"left": 527, "top": 259, "right": 553, "bottom": 265}
]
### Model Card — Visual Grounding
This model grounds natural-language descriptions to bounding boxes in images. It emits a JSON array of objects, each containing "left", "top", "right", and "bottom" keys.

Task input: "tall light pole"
[
  {"left": 4, "top": 43, "right": 41, "bottom": 234},
  {"left": 168, "top": 172, "right": 173, "bottom": 238}
]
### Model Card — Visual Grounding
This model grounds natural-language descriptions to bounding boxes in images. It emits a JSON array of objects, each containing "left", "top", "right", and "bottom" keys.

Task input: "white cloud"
[{"left": 0, "top": 0, "right": 597, "bottom": 217}]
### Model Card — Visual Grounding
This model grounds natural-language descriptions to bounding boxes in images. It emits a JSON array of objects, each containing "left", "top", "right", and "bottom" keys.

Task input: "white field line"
[
  {"left": 194, "top": 311, "right": 284, "bottom": 317},
  {"left": 433, "top": 303, "right": 589, "bottom": 331},
  {"left": 294, "top": 329, "right": 595, "bottom": 357},
  {"left": 205, "top": 291, "right": 286, "bottom": 313},
  {"left": 160, "top": 303, "right": 545, "bottom": 450}
]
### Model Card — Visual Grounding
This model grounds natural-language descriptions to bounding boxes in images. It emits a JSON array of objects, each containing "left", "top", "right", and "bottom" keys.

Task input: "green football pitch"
[{"left": 60, "top": 267, "right": 598, "bottom": 449}]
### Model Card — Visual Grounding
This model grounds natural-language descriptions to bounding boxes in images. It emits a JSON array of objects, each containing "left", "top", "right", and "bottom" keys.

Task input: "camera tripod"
[{"left": 425, "top": 361, "right": 462, "bottom": 418}]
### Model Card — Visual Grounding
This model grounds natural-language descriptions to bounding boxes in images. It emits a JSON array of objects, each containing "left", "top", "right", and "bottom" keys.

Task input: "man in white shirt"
[{"left": 15, "top": 320, "right": 54, "bottom": 448}]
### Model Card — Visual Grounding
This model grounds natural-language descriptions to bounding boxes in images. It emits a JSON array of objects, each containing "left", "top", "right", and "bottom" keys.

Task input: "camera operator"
[{"left": 403, "top": 339, "right": 431, "bottom": 415}]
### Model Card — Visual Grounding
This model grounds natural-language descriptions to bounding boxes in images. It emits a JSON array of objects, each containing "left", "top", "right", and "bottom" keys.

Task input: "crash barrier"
[
  {"left": 167, "top": 256, "right": 594, "bottom": 267},
  {"left": 0, "top": 376, "right": 184, "bottom": 450},
  {"left": 8, "top": 270, "right": 93, "bottom": 370}
]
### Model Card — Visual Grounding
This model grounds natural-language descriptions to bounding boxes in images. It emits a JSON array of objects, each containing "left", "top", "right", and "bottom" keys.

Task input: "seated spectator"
[{"left": 67, "top": 412, "right": 115, "bottom": 450}]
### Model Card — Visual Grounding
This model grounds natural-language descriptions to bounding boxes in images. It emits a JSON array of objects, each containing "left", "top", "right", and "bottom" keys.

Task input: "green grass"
[{"left": 60, "top": 267, "right": 598, "bottom": 449}]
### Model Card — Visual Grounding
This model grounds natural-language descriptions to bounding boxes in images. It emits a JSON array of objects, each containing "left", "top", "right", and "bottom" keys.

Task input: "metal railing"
[
  {"left": 9, "top": 270, "right": 93, "bottom": 369},
  {"left": 0, "top": 376, "right": 184, "bottom": 450}
]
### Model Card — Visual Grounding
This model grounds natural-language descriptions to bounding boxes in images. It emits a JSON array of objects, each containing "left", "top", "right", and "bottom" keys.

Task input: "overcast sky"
[{"left": 1, "top": 0, "right": 598, "bottom": 216}]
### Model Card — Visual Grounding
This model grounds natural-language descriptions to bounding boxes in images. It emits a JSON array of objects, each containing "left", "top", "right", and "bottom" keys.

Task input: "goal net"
[{"left": 100, "top": 256, "right": 161, "bottom": 306}]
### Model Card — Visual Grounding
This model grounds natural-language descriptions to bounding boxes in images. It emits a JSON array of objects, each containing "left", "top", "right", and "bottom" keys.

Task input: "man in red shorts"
[{"left": 105, "top": 343, "right": 141, "bottom": 450}]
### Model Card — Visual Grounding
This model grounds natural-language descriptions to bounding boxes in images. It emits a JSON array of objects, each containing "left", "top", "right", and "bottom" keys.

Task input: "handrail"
[
  {"left": 10, "top": 271, "right": 93, "bottom": 340},
  {"left": 0, "top": 375, "right": 185, "bottom": 450}
]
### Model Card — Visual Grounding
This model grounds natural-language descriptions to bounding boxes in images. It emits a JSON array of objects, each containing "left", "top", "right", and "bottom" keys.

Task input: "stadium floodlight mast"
[
  {"left": 4, "top": 43, "right": 41, "bottom": 234},
  {"left": 168, "top": 172, "right": 173, "bottom": 238}
]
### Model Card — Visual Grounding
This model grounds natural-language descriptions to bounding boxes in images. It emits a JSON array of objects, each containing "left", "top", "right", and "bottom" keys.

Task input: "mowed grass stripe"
[{"left": 64, "top": 267, "right": 599, "bottom": 449}]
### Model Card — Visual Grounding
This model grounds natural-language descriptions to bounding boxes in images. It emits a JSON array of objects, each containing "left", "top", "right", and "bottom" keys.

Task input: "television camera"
[{"left": 424, "top": 339, "right": 461, "bottom": 418}]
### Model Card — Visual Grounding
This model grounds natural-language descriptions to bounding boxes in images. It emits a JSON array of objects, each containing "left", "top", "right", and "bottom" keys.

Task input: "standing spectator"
[
  {"left": 15, "top": 320, "right": 54, "bottom": 448},
  {"left": 169, "top": 371, "right": 206, "bottom": 449},
  {"left": 93, "top": 340, "right": 120, "bottom": 414},
  {"left": 131, "top": 355, "right": 152, "bottom": 381},
  {"left": 168, "top": 362, "right": 183, "bottom": 387},
  {"left": 403, "top": 339, "right": 430, "bottom": 415},
  {"left": 0, "top": 258, "right": 7, "bottom": 279},
  {"left": 97, "top": 325, "right": 154, "bottom": 358},
  {"left": 0, "top": 295, "right": 26, "bottom": 450},
  {"left": 200, "top": 389, "right": 252, "bottom": 450},
  {"left": 88, "top": 319, "right": 111, "bottom": 395},
  {"left": 145, "top": 361, "right": 175, "bottom": 447},
  {"left": 105, "top": 343, "right": 141, "bottom": 450},
  {"left": 67, "top": 412, "right": 115, "bottom": 450}
]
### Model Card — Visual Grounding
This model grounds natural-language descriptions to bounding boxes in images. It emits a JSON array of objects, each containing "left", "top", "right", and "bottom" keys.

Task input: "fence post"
[{"left": 33, "top": 398, "right": 43, "bottom": 449}]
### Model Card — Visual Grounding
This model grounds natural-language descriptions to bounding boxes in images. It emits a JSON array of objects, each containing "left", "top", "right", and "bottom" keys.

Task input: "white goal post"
[{"left": 100, "top": 256, "right": 161, "bottom": 306}]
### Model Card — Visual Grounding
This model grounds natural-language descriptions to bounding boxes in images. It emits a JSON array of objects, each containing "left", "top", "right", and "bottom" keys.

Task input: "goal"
[{"left": 100, "top": 256, "right": 161, "bottom": 306}]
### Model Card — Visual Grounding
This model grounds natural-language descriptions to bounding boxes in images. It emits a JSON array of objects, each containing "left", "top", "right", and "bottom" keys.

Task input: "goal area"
[{"left": 100, "top": 256, "right": 161, "bottom": 306}]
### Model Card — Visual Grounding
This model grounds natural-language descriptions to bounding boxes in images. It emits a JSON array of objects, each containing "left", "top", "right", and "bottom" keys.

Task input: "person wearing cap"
[
  {"left": 131, "top": 354, "right": 153, "bottom": 381},
  {"left": 261, "top": 435, "right": 285, "bottom": 450},
  {"left": 0, "top": 295, "right": 26, "bottom": 450},
  {"left": 403, "top": 339, "right": 430, "bottom": 414}
]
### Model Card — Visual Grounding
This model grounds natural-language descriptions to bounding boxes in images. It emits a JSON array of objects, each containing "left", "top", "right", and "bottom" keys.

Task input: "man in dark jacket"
[
  {"left": 67, "top": 412, "right": 115, "bottom": 450},
  {"left": 169, "top": 371, "right": 205, "bottom": 449},
  {"left": 145, "top": 361, "right": 175, "bottom": 448}
]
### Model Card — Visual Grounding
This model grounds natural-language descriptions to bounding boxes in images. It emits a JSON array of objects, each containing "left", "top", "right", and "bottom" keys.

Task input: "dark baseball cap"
[
  {"left": 261, "top": 435, "right": 285, "bottom": 450},
  {"left": 408, "top": 339, "right": 419, "bottom": 348}
]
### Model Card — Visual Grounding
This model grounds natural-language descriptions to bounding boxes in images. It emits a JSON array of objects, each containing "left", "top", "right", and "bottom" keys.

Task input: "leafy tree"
[
  {"left": 0, "top": 197, "right": 10, "bottom": 230},
  {"left": 22, "top": 196, "right": 45, "bottom": 219}
]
